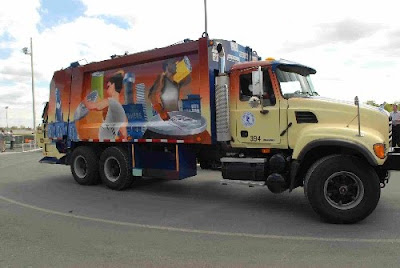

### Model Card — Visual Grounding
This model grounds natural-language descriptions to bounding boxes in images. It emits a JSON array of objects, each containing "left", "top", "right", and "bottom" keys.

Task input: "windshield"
[{"left": 276, "top": 69, "right": 317, "bottom": 98}]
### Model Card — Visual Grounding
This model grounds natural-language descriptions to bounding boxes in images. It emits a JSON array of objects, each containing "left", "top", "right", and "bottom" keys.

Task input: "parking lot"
[{"left": 1, "top": 151, "right": 400, "bottom": 267}]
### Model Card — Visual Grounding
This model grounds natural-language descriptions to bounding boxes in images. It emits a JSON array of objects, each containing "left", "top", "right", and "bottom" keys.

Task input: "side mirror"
[
  {"left": 251, "top": 66, "right": 263, "bottom": 96},
  {"left": 354, "top": 96, "right": 359, "bottom": 106}
]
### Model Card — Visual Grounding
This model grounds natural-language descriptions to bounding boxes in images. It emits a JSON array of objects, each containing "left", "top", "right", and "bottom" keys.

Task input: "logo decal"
[{"left": 242, "top": 112, "right": 255, "bottom": 127}]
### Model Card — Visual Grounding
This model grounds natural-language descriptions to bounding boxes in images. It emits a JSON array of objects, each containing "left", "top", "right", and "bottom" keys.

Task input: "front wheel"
[{"left": 304, "top": 155, "right": 380, "bottom": 224}]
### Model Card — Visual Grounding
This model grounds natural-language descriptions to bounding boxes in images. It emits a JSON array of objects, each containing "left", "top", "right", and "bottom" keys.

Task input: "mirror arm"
[
  {"left": 258, "top": 66, "right": 265, "bottom": 114},
  {"left": 259, "top": 95, "right": 266, "bottom": 114}
]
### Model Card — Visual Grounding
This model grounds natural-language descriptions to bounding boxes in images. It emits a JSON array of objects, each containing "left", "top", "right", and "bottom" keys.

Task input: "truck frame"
[{"left": 37, "top": 36, "right": 400, "bottom": 223}]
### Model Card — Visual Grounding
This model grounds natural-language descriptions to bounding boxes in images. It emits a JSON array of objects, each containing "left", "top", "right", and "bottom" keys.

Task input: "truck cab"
[{"left": 217, "top": 57, "right": 398, "bottom": 223}]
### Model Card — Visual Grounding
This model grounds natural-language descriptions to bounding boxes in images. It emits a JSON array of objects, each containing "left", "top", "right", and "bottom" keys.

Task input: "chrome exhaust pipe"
[{"left": 217, "top": 43, "right": 225, "bottom": 75}]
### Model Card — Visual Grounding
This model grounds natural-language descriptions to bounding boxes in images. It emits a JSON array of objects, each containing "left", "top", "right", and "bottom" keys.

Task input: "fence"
[
  {"left": 22, "top": 140, "right": 38, "bottom": 152},
  {"left": 3, "top": 134, "right": 39, "bottom": 152}
]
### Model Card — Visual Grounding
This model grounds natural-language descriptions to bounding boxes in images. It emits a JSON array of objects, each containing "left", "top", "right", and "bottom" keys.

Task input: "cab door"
[{"left": 231, "top": 68, "right": 281, "bottom": 146}]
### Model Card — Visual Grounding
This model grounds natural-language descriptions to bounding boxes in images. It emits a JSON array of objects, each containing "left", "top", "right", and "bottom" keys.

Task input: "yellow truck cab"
[{"left": 219, "top": 58, "right": 397, "bottom": 223}]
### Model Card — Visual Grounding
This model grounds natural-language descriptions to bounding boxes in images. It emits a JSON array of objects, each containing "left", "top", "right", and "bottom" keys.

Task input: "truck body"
[{"left": 37, "top": 36, "right": 400, "bottom": 223}]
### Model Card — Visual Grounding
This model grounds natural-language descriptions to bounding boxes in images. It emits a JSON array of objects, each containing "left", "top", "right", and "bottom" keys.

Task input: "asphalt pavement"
[{"left": 1, "top": 151, "right": 400, "bottom": 267}]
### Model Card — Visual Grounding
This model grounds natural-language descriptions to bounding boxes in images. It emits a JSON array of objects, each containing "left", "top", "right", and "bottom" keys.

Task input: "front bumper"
[{"left": 382, "top": 148, "right": 400, "bottom": 171}]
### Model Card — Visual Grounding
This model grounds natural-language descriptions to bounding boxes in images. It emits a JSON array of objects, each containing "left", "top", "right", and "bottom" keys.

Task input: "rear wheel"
[
  {"left": 304, "top": 155, "right": 380, "bottom": 224},
  {"left": 70, "top": 146, "right": 100, "bottom": 185},
  {"left": 100, "top": 146, "right": 134, "bottom": 190}
]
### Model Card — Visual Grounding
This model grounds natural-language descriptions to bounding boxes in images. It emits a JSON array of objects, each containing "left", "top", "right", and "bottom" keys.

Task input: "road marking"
[
  {"left": 0, "top": 148, "right": 42, "bottom": 156},
  {"left": 1, "top": 194, "right": 399, "bottom": 243}
]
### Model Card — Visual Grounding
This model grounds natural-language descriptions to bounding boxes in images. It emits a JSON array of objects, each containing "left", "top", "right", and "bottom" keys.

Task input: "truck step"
[
  {"left": 220, "top": 179, "right": 265, "bottom": 187},
  {"left": 39, "top": 156, "right": 63, "bottom": 164},
  {"left": 390, "top": 147, "right": 400, "bottom": 153}
]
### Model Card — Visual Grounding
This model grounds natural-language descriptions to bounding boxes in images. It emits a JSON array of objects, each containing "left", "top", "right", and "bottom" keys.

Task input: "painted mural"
[
  {"left": 48, "top": 54, "right": 212, "bottom": 144},
  {"left": 46, "top": 38, "right": 258, "bottom": 145}
]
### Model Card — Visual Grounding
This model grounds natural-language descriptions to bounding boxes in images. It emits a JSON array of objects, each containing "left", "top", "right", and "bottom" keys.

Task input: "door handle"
[{"left": 260, "top": 110, "right": 269, "bottom": 115}]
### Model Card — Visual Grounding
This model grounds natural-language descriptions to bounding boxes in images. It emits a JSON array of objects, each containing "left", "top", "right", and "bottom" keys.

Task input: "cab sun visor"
[{"left": 276, "top": 64, "right": 316, "bottom": 76}]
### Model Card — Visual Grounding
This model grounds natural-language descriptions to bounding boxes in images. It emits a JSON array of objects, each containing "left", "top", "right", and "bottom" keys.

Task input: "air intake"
[{"left": 295, "top": 111, "right": 318, "bottom": 124}]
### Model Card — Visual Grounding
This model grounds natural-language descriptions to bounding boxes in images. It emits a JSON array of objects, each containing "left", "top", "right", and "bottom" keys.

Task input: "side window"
[
  {"left": 262, "top": 71, "right": 276, "bottom": 106},
  {"left": 239, "top": 69, "right": 276, "bottom": 106},
  {"left": 239, "top": 73, "right": 252, "bottom": 101}
]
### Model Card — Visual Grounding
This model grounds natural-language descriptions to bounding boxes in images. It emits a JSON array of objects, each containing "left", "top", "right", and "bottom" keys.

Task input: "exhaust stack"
[{"left": 217, "top": 43, "right": 225, "bottom": 75}]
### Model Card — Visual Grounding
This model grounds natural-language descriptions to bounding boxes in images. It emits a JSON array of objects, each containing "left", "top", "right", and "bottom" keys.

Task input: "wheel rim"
[
  {"left": 104, "top": 156, "right": 121, "bottom": 183},
  {"left": 74, "top": 155, "right": 88, "bottom": 179},
  {"left": 323, "top": 171, "right": 364, "bottom": 210}
]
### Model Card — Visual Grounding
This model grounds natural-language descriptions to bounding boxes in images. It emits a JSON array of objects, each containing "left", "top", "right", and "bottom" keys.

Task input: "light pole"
[
  {"left": 204, "top": 0, "right": 208, "bottom": 35},
  {"left": 22, "top": 38, "right": 37, "bottom": 145},
  {"left": 5, "top": 106, "right": 8, "bottom": 129}
]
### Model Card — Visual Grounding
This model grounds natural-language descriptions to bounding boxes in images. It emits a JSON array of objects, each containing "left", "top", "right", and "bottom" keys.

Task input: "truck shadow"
[
  {"left": 2, "top": 172, "right": 318, "bottom": 223},
  {"left": 128, "top": 176, "right": 316, "bottom": 220}
]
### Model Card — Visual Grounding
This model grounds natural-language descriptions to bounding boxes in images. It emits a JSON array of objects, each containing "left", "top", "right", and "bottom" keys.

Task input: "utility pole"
[
  {"left": 22, "top": 37, "right": 37, "bottom": 146},
  {"left": 5, "top": 106, "right": 8, "bottom": 129},
  {"left": 204, "top": 0, "right": 208, "bottom": 35}
]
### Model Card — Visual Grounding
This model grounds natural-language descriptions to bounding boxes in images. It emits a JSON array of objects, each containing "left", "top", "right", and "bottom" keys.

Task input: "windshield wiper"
[
  {"left": 311, "top": 91, "right": 319, "bottom": 96},
  {"left": 294, "top": 91, "right": 312, "bottom": 97}
]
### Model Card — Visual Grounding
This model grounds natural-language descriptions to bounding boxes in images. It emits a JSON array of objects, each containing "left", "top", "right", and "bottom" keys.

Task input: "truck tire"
[
  {"left": 70, "top": 146, "right": 100, "bottom": 185},
  {"left": 99, "top": 146, "right": 134, "bottom": 191},
  {"left": 304, "top": 155, "right": 380, "bottom": 224}
]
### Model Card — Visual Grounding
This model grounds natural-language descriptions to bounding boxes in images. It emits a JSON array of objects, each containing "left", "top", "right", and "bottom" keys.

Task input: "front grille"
[
  {"left": 295, "top": 111, "right": 318, "bottom": 124},
  {"left": 389, "top": 116, "right": 393, "bottom": 147}
]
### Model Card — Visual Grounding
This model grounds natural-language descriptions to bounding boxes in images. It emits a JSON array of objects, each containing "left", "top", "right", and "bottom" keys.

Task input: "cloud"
[
  {"left": 318, "top": 19, "right": 384, "bottom": 43},
  {"left": 0, "top": 92, "right": 24, "bottom": 105},
  {"left": 0, "top": 0, "right": 40, "bottom": 41},
  {"left": 37, "top": 0, "right": 86, "bottom": 31},
  {"left": 281, "top": 19, "right": 385, "bottom": 52},
  {"left": 0, "top": 80, "right": 48, "bottom": 128},
  {"left": 381, "top": 28, "right": 400, "bottom": 56},
  {"left": 1, "top": 65, "right": 31, "bottom": 77}
]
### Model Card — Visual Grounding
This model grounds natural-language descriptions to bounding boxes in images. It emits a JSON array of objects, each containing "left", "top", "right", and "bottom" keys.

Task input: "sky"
[{"left": 0, "top": 0, "right": 399, "bottom": 128}]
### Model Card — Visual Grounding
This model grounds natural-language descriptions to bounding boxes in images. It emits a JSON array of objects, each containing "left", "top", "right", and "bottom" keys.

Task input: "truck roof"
[
  {"left": 61, "top": 37, "right": 258, "bottom": 75},
  {"left": 68, "top": 38, "right": 202, "bottom": 73}
]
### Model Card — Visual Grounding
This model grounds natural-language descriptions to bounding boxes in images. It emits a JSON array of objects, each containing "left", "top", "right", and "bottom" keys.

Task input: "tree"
[
  {"left": 384, "top": 103, "right": 393, "bottom": 112},
  {"left": 366, "top": 100, "right": 393, "bottom": 112},
  {"left": 366, "top": 100, "right": 379, "bottom": 107}
]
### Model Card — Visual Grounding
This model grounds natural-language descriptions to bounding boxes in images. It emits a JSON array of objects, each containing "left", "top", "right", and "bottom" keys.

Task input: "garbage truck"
[{"left": 37, "top": 35, "right": 400, "bottom": 223}]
